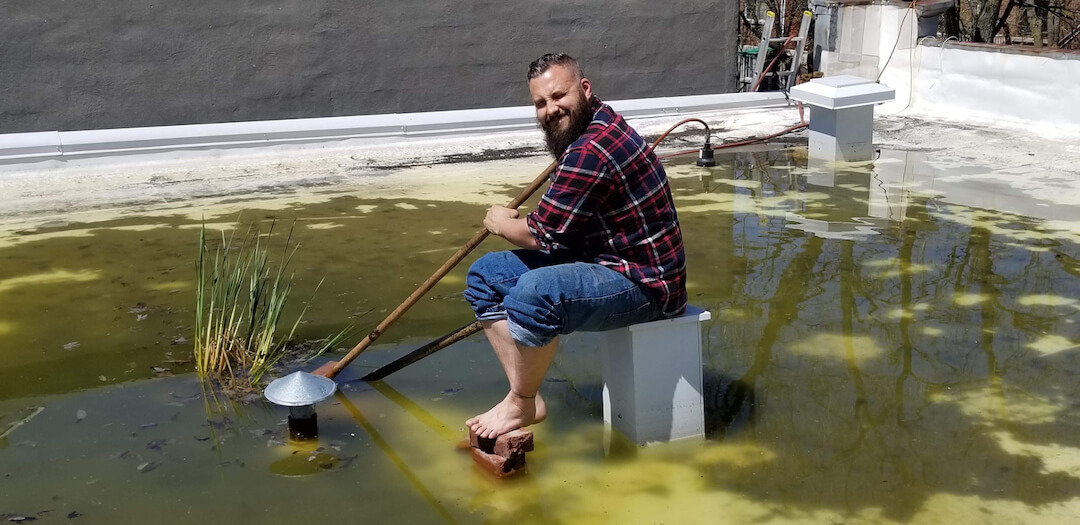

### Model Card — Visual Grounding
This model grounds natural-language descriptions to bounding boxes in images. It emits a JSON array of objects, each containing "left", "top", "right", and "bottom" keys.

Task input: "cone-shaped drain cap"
[{"left": 265, "top": 371, "right": 336, "bottom": 407}]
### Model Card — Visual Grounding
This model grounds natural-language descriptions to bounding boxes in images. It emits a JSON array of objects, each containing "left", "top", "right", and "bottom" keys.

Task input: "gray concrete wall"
[{"left": 0, "top": 0, "right": 737, "bottom": 133}]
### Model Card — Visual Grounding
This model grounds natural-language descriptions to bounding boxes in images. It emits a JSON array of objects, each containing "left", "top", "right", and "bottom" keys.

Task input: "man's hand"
[
  {"left": 483, "top": 205, "right": 520, "bottom": 236},
  {"left": 483, "top": 205, "right": 540, "bottom": 249}
]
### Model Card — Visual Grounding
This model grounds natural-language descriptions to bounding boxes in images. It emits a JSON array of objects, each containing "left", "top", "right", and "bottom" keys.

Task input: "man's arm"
[
  {"left": 527, "top": 145, "right": 610, "bottom": 252},
  {"left": 485, "top": 205, "right": 540, "bottom": 250}
]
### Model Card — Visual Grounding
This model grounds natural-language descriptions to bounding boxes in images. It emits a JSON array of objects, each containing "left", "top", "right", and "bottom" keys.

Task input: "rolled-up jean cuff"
[
  {"left": 476, "top": 310, "right": 508, "bottom": 322},
  {"left": 508, "top": 317, "right": 554, "bottom": 348}
]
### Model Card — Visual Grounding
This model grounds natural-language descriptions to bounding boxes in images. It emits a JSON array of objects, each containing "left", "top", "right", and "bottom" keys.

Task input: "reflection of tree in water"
[{"left": 686, "top": 151, "right": 1080, "bottom": 520}]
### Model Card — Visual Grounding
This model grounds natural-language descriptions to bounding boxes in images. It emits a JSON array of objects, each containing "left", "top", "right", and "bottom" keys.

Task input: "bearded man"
[{"left": 464, "top": 53, "right": 687, "bottom": 438}]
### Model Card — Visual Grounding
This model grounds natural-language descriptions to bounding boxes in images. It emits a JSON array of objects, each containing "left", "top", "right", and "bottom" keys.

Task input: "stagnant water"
[{"left": 2, "top": 146, "right": 1080, "bottom": 523}]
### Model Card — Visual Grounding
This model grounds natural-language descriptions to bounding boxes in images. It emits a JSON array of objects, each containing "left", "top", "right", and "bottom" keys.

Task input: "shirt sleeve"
[{"left": 526, "top": 144, "right": 612, "bottom": 252}]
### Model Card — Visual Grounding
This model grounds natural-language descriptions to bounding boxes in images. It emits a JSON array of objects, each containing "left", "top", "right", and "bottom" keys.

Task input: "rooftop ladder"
[{"left": 745, "top": 10, "right": 813, "bottom": 92}]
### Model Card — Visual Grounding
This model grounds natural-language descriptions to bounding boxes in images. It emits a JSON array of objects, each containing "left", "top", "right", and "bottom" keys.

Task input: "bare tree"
[{"left": 946, "top": 0, "right": 1080, "bottom": 48}]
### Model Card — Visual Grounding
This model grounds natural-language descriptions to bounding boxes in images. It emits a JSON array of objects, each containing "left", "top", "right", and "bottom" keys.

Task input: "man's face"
[{"left": 529, "top": 64, "right": 594, "bottom": 157}]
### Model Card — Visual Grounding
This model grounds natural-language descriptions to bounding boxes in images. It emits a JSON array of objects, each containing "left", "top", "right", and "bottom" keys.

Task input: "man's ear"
[{"left": 580, "top": 77, "right": 593, "bottom": 99}]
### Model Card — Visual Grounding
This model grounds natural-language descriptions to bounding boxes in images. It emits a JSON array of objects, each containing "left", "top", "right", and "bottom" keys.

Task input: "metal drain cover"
[{"left": 264, "top": 371, "right": 336, "bottom": 407}]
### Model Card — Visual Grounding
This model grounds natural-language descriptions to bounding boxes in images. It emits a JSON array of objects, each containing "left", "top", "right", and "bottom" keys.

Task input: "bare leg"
[{"left": 466, "top": 319, "right": 557, "bottom": 438}]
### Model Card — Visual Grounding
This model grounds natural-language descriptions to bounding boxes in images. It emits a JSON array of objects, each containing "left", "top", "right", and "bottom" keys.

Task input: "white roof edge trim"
[{"left": 0, "top": 92, "right": 792, "bottom": 163}]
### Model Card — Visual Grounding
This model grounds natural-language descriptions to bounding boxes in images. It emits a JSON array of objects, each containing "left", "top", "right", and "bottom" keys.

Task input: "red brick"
[
  {"left": 471, "top": 447, "right": 525, "bottom": 477},
  {"left": 468, "top": 428, "right": 497, "bottom": 453},
  {"left": 494, "top": 429, "right": 534, "bottom": 458}
]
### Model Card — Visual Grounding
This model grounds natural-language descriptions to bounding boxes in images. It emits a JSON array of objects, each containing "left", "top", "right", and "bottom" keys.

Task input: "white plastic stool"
[{"left": 600, "top": 305, "right": 711, "bottom": 445}]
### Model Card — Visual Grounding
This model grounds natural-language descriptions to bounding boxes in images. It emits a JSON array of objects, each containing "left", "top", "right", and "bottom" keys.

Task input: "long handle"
[
  {"left": 360, "top": 321, "right": 483, "bottom": 381},
  {"left": 321, "top": 161, "right": 556, "bottom": 378}
]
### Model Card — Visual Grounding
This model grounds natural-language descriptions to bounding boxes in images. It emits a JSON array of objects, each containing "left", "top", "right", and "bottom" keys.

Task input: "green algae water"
[{"left": 2, "top": 146, "right": 1080, "bottom": 523}]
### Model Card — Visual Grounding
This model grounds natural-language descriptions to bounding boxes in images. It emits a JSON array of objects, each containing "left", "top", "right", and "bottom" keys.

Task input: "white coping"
[
  {"left": 902, "top": 43, "right": 1080, "bottom": 134},
  {"left": 818, "top": 1, "right": 1080, "bottom": 135},
  {"left": 2, "top": 131, "right": 63, "bottom": 159},
  {"left": 788, "top": 75, "right": 896, "bottom": 110},
  {"left": 0, "top": 92, "right": 788, "bottom": 163}
]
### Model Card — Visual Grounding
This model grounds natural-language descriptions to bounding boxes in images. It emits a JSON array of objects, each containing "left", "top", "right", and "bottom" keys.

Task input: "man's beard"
[{"left": 542, "top": 96, "right": 593, "bottom": 158}]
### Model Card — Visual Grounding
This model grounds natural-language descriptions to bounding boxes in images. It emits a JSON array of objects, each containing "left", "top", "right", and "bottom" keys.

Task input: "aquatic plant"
[{"left": 194, "top": 221, "right": 347, "bottom": 389}]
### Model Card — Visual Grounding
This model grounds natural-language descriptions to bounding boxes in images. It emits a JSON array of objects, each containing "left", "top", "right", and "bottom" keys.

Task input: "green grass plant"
[{"left": 194, "top": 221, "right": 347, "bottom": 390}]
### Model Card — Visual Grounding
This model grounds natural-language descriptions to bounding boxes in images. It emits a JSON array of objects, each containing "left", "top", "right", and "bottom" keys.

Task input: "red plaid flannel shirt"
[{"left": 526, "top": 97, "right": 687, "bottom": 317}]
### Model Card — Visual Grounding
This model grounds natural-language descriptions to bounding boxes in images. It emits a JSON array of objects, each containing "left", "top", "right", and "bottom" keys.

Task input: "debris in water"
[
  {"left": 110, "top": 450, "right": 130, "bottom": 460},
  {"left": 129, "top": 303, "right": 148, "bottom": 314},
  {"left": 97, "top": 376, "right": 107, "bottom": 382},
  {"left": 6, "top": 516, "right": 36, "bottom": 522},
  {"left": 266, "top": 438, "right": 287, "bottom": 447},
  {"left": 170, "top": 336, "right": 187, "bottom": 345},
  {"left": 136, "top": 314, "right": 148, "bottom": 322},
  {"left": 75, "top": 410, "right": 87, "bottom": 423},
  {"left": 194, "top": 436, "right": 211, "bottom": 442},
  {"left": 145, "top": 439, "right": 172, "bottom": 452},
  {"left": 336, "top": 454, "right": 358, "bottom": 470},
  {"left": 136, "top": 461, "right": 159, "bottom": 473},
  {"left": 237, "top": 393, "right": 261, "bottom": 404},
  {"left": 138, "top": 423, "right": 158, "bottom": 430},
  {"left": 441, "top": 388, "right": 463, "bottom": 395},
  {"left": 67, "top": 512, "right": 81, "bottom": 519},
  {"left": 63, "top": 342, "right": 80, "bottom": 351},
  {"left": 0, "top": 407, "right": 45, "bottom": 440},
  {"left": 150, "top": 366, "right": 170, "bottom": 375}
]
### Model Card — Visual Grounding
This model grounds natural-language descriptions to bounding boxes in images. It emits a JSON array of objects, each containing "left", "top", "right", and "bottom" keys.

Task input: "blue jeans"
[{"left": 464, "top": 250, "right": 661, "bottom": 347}]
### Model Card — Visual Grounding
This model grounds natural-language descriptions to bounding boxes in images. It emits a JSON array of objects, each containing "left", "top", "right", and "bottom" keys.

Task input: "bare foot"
[
  {"left": 467, "top": 391, "right": 547, "bottom": 438},
  {"left": 533, "top": 392, "right": 547, "bottom": 424}
]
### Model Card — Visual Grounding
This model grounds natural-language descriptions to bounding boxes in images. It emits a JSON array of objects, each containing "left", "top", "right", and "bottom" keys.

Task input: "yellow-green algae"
[{"left": 2, "top": 147, "right": 1080, "bottom": 523}]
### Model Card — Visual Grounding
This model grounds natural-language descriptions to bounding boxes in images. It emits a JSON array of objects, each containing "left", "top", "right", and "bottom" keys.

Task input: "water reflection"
[
  {"left": 669, "top": 146, "right": 1080, "bottom": 520},
  {"left": 2, "top": 147, "right": 1080, "bottom": 523},
  {"left": 334, "top": 390, "right": 459, "bottom": 524}
]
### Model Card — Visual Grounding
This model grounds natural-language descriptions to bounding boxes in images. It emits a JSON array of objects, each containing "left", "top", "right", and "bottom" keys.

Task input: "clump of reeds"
[{"left": 194, "top": 221, "right": 346, "bottom": 390}]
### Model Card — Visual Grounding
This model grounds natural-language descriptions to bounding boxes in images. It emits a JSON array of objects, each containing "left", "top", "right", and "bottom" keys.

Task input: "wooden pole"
[
  {"left": 360, "top": 321, "right": 483, "bottom": 381},
  {"left": 313, "top": 161, "right": 555, "bottom": 379}
]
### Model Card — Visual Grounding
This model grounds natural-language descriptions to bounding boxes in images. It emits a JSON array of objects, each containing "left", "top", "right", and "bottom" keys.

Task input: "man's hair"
[{"left": 527, "top": 53, "right": 583, "bottom": 81}]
